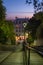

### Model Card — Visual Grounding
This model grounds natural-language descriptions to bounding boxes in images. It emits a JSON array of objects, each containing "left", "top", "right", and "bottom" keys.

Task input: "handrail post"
[
  {"left": 28, "top": 43, "right": 30, "bottom": 65},
  {"left": 23, "top": 41, "right": 27, "bottom": 65}
]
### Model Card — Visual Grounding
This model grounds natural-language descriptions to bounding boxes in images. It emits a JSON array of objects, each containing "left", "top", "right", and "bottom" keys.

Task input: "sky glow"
[{"left": 3, "top": 0, "right": 34, "bottom": 19}]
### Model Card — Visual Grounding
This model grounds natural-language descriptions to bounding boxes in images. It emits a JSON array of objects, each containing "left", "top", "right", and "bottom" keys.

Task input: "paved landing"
[
  {"left": 0, "top": 51, "right": 23, "bottom": 65},
  {"left": 0, "top": 44, "right": 43, "bottom": 65},
  {"left": 30, "top": 50, "right": 43, "bottom": 65},
  {"left": 0, "top": 51, "right": 12, "bottom": 63}
]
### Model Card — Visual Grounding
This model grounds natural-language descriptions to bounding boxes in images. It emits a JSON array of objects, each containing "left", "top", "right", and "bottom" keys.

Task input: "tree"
[
  {"left": 0, "top": 0, "right": 15, "bottom": 45},
  {"left": 26, "top": 0, "right": 43, "bottom": 45},
  {"left": 1, "top": 20, "right": 16, "bottom": 45},
  {"left": 0, "top": 0, "right": 6, "bottom": 21},
  {"left": 26, "top": 32, "right": 34, "bottom": 45},
  {"left": 34, "top": 12, "right": 43, "bottom": 22},
  {"left": 0, "top": 28, "right": 8, "bottom": 44},
  {"left": 25, "top": 17, "right": 41, "bottom": 39},
  {"left": 26, "top": 0, "right": 43, "bottom": 13}
]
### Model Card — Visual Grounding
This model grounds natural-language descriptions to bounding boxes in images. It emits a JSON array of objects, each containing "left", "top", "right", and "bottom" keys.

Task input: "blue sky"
[{"left": 3, "top": 0, "right": 34, "bottom": 19}]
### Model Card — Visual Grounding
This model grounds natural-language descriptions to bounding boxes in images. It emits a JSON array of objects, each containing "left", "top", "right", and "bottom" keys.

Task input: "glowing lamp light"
[{"left": 23, "top": 23, "right": 27, "bottom": 28}]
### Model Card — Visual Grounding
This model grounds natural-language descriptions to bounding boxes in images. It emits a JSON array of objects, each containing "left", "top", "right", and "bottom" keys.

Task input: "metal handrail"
[{"left": 23, "top": 43, "right": 31, "bottom": 65}]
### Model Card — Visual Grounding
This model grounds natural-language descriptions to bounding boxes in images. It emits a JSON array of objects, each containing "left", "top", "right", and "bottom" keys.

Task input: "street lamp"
[
  {"left": 23, "top": 22, "right": 27, "bottom": 65},
  {"left": 23, "top": 22, "right": 32, "bottom": 65},
  {"left": 23, "top": 23, "right": 27, "bottom": 42},
  {"left": 27, "top": 31, "right": 33, "bottom": 65}
]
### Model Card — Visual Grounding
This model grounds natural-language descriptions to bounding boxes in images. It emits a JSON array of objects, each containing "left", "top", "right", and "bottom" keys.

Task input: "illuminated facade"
[{"left": 14, "top": 17, "right": 29, "bottom": 41}]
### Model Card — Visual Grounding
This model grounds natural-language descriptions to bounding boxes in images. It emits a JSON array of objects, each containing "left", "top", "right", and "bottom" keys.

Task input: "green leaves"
[
  {"left": 0, "top": 0, "right": 6, "bottom": 21},
  {"left": 0, "top": 20, "right": 15, "bottom": 44},
  {"left": 0, "top": 28, "right": 7, "bottom": 44},
  {"left": 27, "top": 37, "right": 33, "bottom": 43},
  {"left": 0, "top": 0, "right": 16, "bottom": 44}
]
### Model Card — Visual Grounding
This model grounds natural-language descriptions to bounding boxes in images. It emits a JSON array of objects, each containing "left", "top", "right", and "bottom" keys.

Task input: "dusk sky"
[{"left": 3, "top": 0, "right": 34, "bottom": 19}]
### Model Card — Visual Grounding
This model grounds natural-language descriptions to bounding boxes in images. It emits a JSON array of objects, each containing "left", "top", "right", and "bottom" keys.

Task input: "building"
[{"left": 14, "top": 17, "right": 29, "bottom": 42}]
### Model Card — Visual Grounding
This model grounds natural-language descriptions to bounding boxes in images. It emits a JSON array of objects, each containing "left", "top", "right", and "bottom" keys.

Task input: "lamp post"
[
  {"left": 23, "top": 22, "right": 27, "bottom": 65},
  {"left": 27, "top": 31, "right": 32, "bottom": 65},
  {"left": 23, "top": 23, "right": 27, "bottom": 42},
  {"left": 27, "top": 31, "right": 31, "bottom": 65}
]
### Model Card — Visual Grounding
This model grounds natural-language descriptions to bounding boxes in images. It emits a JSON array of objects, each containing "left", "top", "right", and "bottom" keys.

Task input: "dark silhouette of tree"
[
  {"left": 25, "top": 17, "right": 41, "bottom": 39},
  {"left": 0, "top": 0, "right": 6, "bottom": 21},
  {"left": 34, "top": 12, "right": 43, "bottom": 22},
  {"left": 26, "top": 0, "right": 43, "bottom": 13}
]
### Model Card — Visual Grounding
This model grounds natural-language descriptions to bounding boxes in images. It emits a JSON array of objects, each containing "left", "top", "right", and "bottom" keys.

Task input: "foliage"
[
  {"left": 0, "top": 0, "right": 6, "bottom": 21},
  {"left": 25, "top": 17, "right": 41, "bottom": 39},
  {"left": 11, "top": 35, "right": 16, "bottom": 45},
  {"left": 33, "top": 12, "right": 43, "bottom": 39},
  {"left": 0, "top": 28, "right": 8, "bottom": 44},
  {"left": 0, "top": 0, "right": 15, "bottom": 45},
  {"left": 26, "top": 0, "right": 43, "bottom": 43},
  {"left": 0, "top": 20, "right": 16, "bottom": 45},
  {"left": 26, "top": 33, "right": 34, "bottom": 44},
  {"left": 26, "top": 0, "right": 43, "bottom": 13},
  {"left": 34, "top": 12, "right": 43, "bottom": 22}
]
